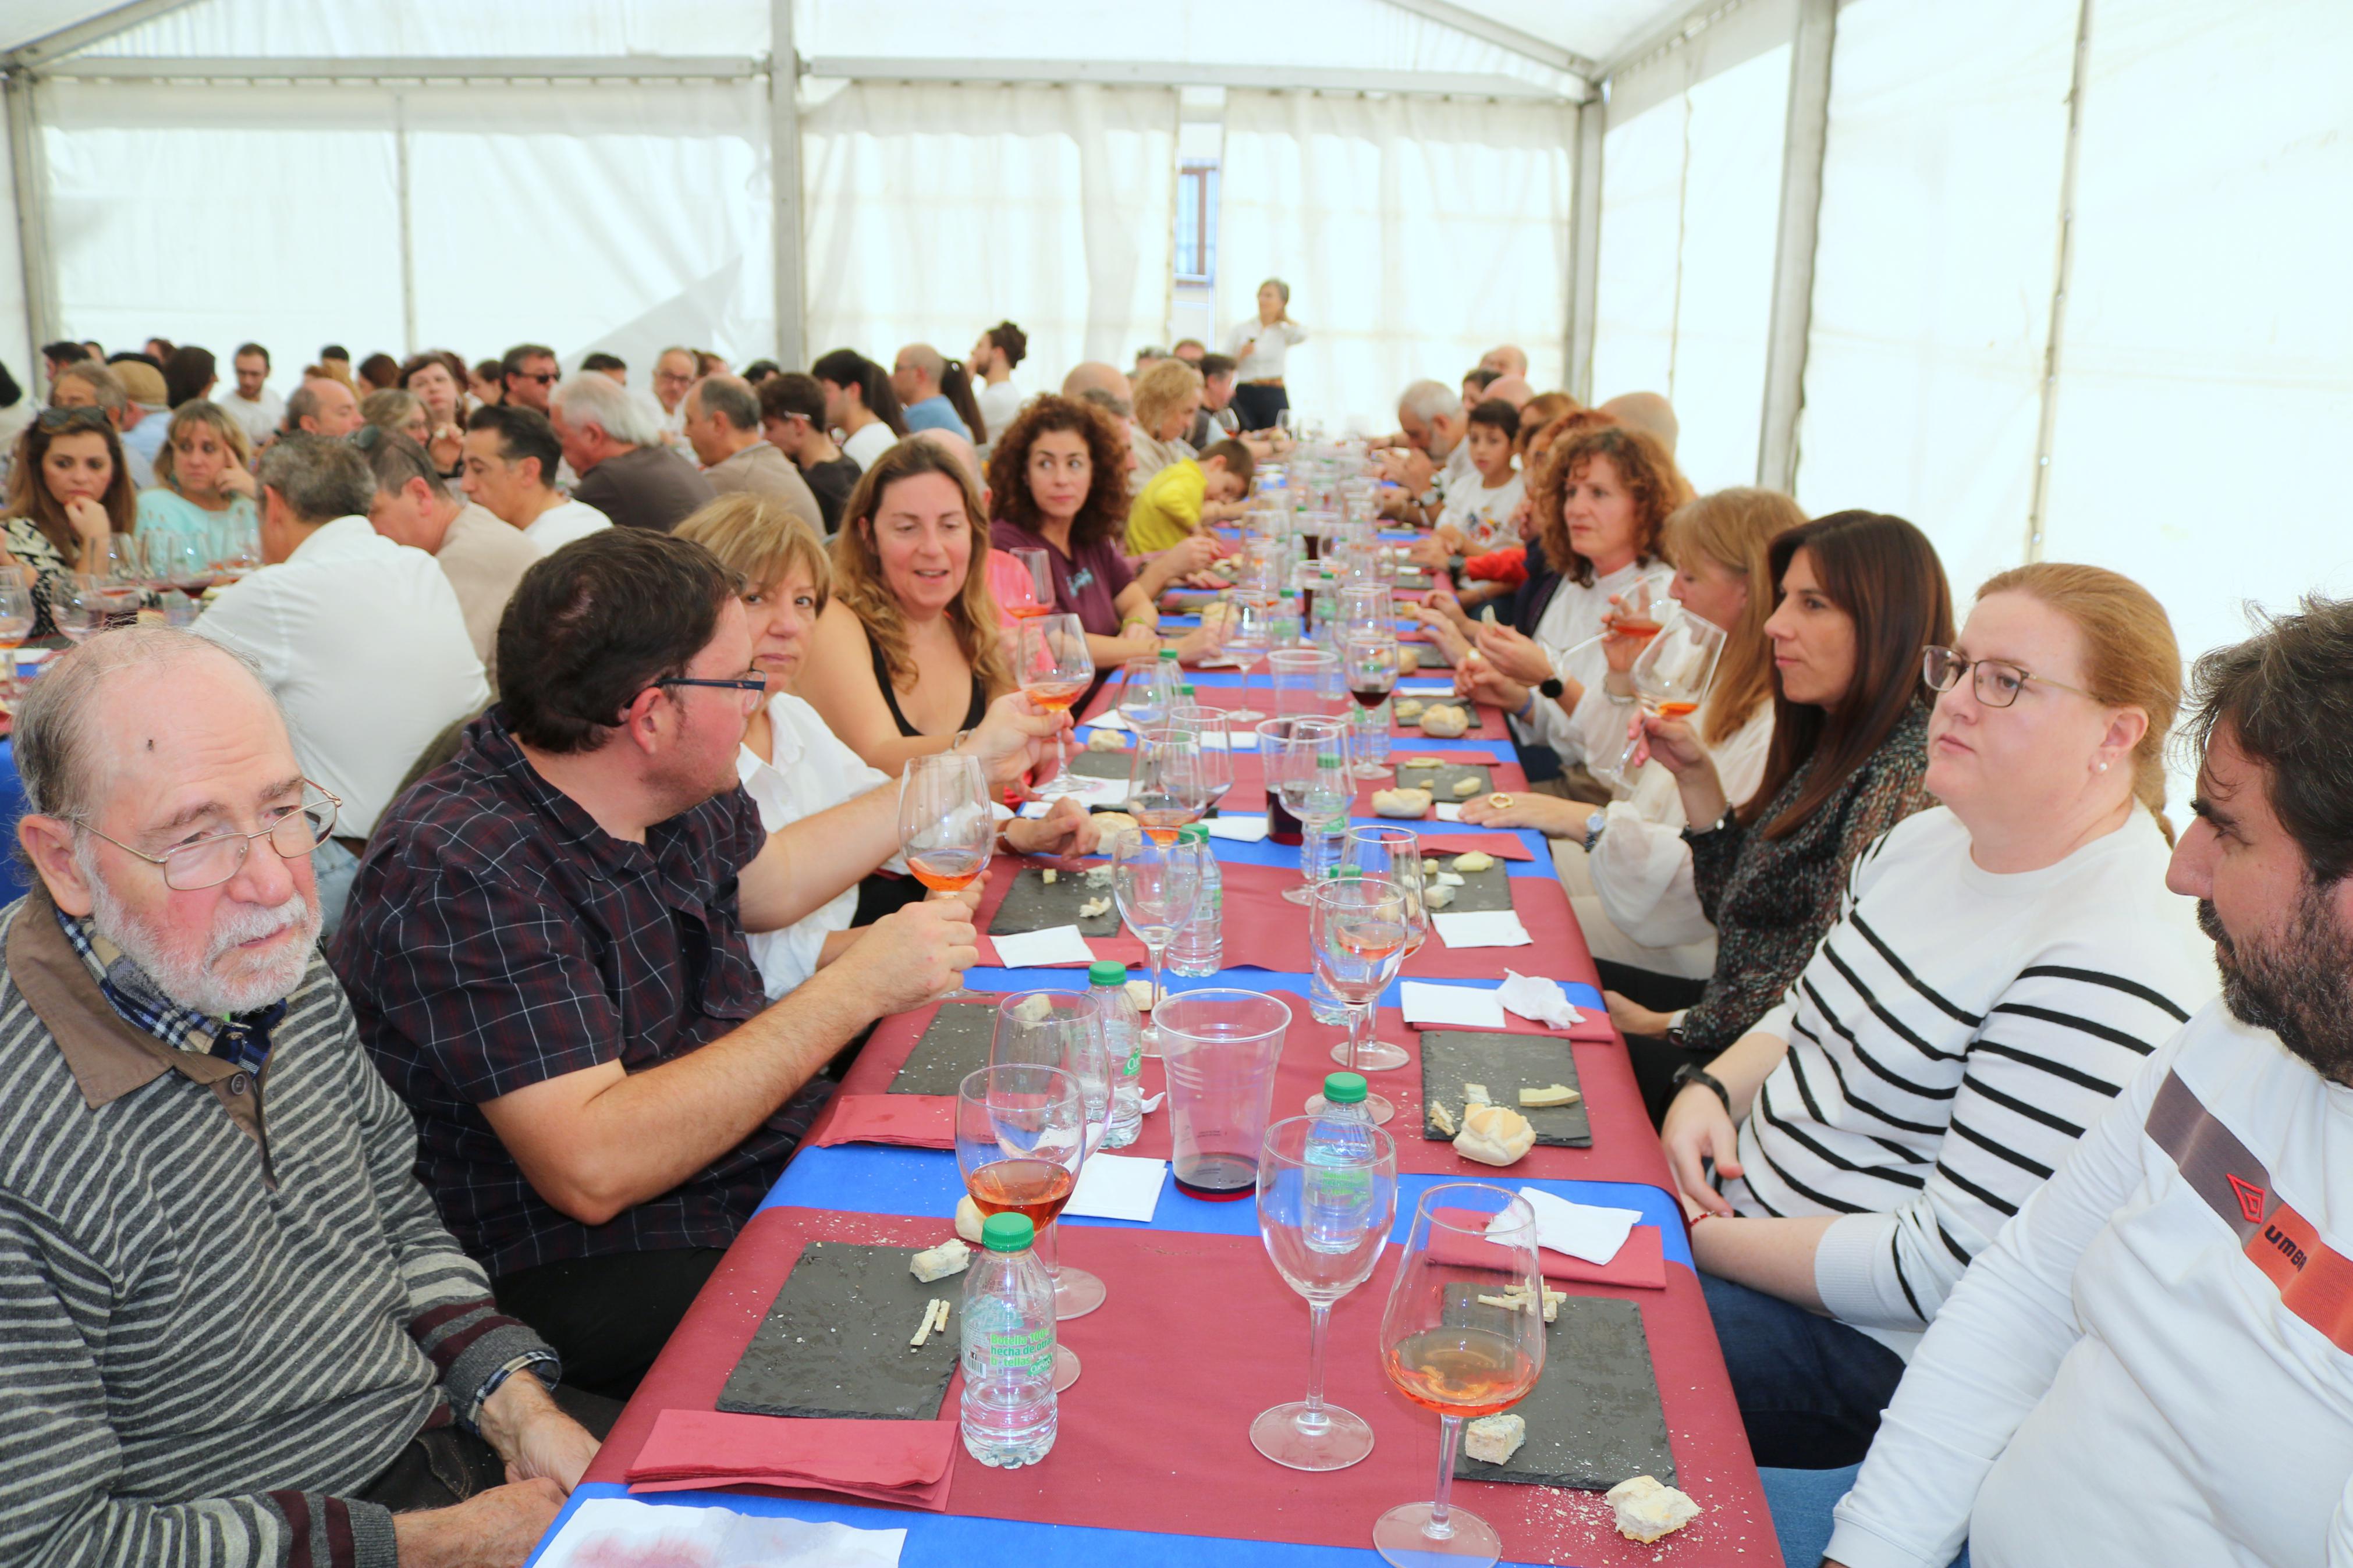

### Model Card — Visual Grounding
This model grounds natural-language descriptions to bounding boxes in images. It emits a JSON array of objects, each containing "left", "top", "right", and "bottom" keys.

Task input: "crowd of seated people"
[{"left": 3, "top": 320, "right": 2346, "bottom": 1568}]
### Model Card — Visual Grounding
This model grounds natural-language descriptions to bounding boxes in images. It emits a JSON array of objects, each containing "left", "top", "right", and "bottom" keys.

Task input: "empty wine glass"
[
  {"left": 1010, "top": 547, "right": 1055, "bottom": 614},
  {"left": 1617, "top": 607, "right": 1727, "bottom": 773},
  {"left": 1326, "top": 827, "right": 1425, "bottom": 1076},
  {"left": 1111, "top": 829, "right": 1201, "bottom": 1057},
  {"left": 1167, "top": 703, "right": 1235, "bottom": 816},
  {"left": 956, "top": 1063, "right": 1091, "bottom": 1391},
  {"left": 897, "top": 752, "right": 994, "bottom": 894},
  {"left": 1221, "top": 598, "right": 1273, "bottom": 723},
  {"left": 1252, "top": 1115, "right": 1399, "bottom": 1471},
  {"left": 1309, "top": 876, "right": 1412, "bottom": 1123},
  {"left": 1265, "top": 716, "right": 1352, "bottom": 905},
  {"left": 1127, "top": 726, "right": 1211, "bottom": 842},
  {"left": 47, "top": 577, "right": 104, "bottom": 643},
  {"left": 1374, "top": 1185, "right": 1546, "bottom": 1567},
  {"left": 1018, "top": 613, "right": 1095, "bottom": 796},
  {"left": 1117, "top": 654, "right": 1179, "bottom": 733},
  {"left": 989, "top": 990, "right": 1112, "bottom": 1329},
  {"left": 1269, "top": 647, "right": 1343, "bottom": 720}
]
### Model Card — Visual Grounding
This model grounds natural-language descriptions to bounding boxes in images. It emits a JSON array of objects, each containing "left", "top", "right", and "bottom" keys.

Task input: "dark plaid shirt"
[{"left": 332, "top": 706, "right": 790, "bottom": 1278}]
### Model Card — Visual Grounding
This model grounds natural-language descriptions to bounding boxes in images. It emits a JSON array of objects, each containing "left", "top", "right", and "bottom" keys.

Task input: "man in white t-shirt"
[
  {"left": 1376, "top": 379, "right": 1470, "bottom": 527},
  {"left": 968, "top": 320, "right": 1027, "bottom": 443},
  {"left": 214, "top": 342, "right": 285, "bottom": 447},
  {"left": 460, "top": 404, "right": 612, "bottom": 556},
  {"left": 1818, "top": 597, "right": 2353, "bottom": 1568}
]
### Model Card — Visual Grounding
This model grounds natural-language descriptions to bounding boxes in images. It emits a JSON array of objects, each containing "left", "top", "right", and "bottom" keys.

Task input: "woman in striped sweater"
[{"left": 1660, "top": 563, "right": 2220, "bottom": 1470}]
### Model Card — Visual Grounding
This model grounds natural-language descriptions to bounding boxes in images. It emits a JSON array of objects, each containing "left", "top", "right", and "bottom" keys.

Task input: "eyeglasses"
[
  {"left": 1922, "top": 645, "right": 2093, "bottom": 709},
  {"left": 651, "top": 672, "right": 768, "bottom": 713},
  {"left": 37, "top": 406, "right": 112, "bottom": 432},
  {"left": 75, "top": 784, "right": 342, "bottom": 892},
  {"left": 514, "top": 371, "right": 556, "bottom": 385}
]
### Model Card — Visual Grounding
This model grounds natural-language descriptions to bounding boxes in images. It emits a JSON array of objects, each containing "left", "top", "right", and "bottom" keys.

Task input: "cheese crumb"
[
  {"left": 1428, "top": 1101, "right": 1457, "bottom": 1135},
  {"left": 1519, "top": 1083, "right": 1581, "bottom": 1108}
]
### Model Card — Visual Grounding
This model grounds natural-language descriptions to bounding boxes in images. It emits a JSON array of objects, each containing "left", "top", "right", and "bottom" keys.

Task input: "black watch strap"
[
  {"left": 1671, "top": 1062, "right": 1732, "bottom": 1116},
  {"left": 1539, "top": 675, "right": 1564, "bottom": 699}
]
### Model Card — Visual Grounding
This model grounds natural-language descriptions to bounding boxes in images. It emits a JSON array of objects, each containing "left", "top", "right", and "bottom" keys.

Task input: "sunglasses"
[
  {"left": 514, "top": 371, "right": 556, "bottom": 385},
  {"left": 37, "top": 406, "right": 112, "bottom": 432}
]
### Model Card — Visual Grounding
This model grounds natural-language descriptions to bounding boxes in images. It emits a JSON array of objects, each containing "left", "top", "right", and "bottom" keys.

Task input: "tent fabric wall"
[
  {"left": 0, "top": 103, "right": 29, "bottom": 385},
  {"left": 1217, "top": 89, "right": 1574, "bottom": 435},
  {"left": 800, "top": 81, "right": 1177, "bottom": 393}
]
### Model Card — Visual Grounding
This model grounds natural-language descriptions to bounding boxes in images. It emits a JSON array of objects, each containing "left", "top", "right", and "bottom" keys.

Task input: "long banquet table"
[{"left": 527, "top": 666, "right": 1779, "bottom": 1567}]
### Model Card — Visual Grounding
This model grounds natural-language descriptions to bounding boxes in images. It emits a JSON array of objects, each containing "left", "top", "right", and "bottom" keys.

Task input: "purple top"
[{"left": 989, "top": 518, "right": 1135, "bottom": 638}]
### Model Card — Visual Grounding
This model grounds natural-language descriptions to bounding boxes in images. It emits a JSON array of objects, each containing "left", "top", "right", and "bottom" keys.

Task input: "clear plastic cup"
[{"left": 1158, "top": 988, "right": 1292, "bottom": 1201}]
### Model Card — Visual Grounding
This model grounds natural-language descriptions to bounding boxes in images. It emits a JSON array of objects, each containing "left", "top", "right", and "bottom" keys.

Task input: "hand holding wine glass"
[
  {"left": 897, "top": 752, "right": 994, "bottom": 894},
  {"left": 1018, "top": 613, "right": 1095, "bottom": 797},
  {"left": 1617, "top": 607, "right": 1726, "bottom": 773}
]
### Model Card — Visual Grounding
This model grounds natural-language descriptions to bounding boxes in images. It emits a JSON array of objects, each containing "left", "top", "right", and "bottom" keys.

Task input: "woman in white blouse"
[
  {"left": 1462, "top": 487, "right": 1804, "bottom": 975},
  {"left": 676, "top": 495, "right": 1095, "bottom": 998},
  {"left": 1449, "top": 423, "right": 1686, "bottom": 794},
  {"left": 1223, "top": 278, "right": 1307, "bottom": 433}
]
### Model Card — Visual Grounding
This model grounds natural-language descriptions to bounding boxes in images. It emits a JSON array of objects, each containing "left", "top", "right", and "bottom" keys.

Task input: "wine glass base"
[
  {"left": 1251, "top": 1402, "right": 1376, "bottom": 1471},
  {"left": 1351, "top": 763, "right": 1390, "bottom": 778},
  {"left": 1226, "top": 705, "right": 1265, "bottom": 723},
  {"left": 1032, "top": 778, "right": 1085, "bottom": 797},
  {"left": 1052, "top": 1344, "right": 1081, "bottom": 1393},
  {"left": 1281, "top": 885, "right": 1315, "bottom": 905},
  {"left": 1052, "top": 1265, "right": 1106, "bottom": 1320},
  {"left": 1333, "top": 1039, "right": 1412, "bottom": 1072},
  {"left": 1305, "top": 1090, "right": 1394, "bottom": 1125},
  {"left": 1373, "top": 1502, "right": 1503, "bottom": 1567}
]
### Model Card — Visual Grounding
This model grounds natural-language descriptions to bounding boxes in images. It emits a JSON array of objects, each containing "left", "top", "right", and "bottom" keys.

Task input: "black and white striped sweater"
[{"left": 0, "top": 892, "right": 553, "bottom": 1568}]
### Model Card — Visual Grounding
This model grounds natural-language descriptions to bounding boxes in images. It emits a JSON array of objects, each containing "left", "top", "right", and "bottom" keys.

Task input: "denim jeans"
[
  {"left": 1759, "top": 1463, "right": 1971, "bottom": 1568},
  {"left": 1701, "top": 1270, "right": 1910, "bottom": 1470}
]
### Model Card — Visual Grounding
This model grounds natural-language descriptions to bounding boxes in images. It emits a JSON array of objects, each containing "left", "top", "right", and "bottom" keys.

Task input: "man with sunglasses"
[
  {"left": 499, "top": 342, "right": 559, "bottom": 414},
  {"left": 2, "top": 628, "right": 607, "bottom": 1568},
  {"left": 335, "top": 528, "right": 1083, "bottom": 1397}
]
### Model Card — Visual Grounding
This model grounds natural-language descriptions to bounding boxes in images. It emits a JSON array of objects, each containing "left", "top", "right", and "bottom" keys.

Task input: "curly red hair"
[
  {"left": 1529, "top": 424, "right": 1692, "bottom": 587},
  {"left": 985, "top": 394, "right": 1133, "bottom": 552}
]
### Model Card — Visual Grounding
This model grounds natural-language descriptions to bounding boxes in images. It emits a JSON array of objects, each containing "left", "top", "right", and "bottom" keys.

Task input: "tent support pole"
[
  {"left": 5, "top": 69, "right": 56, "bottom": 372},
  {"left": 1756, "top": 0, "right": 1834, "bottom": 492},
  {"left": 394, "top": 94, "right": 418, "bottom": 357},
  {"left": 2025, "top": 0, "right": 2093, "bottom": 564},
  {"left": 1566, "top": 97, "right": 1603, "bottom": 404},
  {"left": 769, "top": 0, "right": 805, "bottom": 368}
]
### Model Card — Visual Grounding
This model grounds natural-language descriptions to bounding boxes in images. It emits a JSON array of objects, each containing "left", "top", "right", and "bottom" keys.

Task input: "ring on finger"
[{"left": 1488, "top": 792, "right": 1513, "bottom": 809}]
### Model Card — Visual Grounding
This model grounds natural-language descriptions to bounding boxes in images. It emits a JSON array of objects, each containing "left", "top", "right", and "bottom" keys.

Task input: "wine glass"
[
  {"left": 1309, "top": 876, "right": 1413, "bottom": 1124},
  {"left": 956, "top": 1064, "right": 1091, "bottom": 1391},
  {"left": 1127, "top": 726, "right": 1211, "bottom": 842},
  {"left": 0, "top": 582, "right": 32, "bottom": 703},
  {"left": 1116, "top": 655, "right": 1179, "bottom": 733},
  {"left": 1617, "top": 606, "right": 1727, "bottom": 773},
  {"left": 989, "top": 990, "right": 1112, "bottom": 1343},
  {"left": 1252, "top": 1114, "right": 1399, "bottom": 1470},
  {"left": 1017, "top": 613, "right": 1095, "bottom": 796},
  {"left": 1339, "top": 584, "right": 1394, "bottom": 640},
  {"left": 897, "top": 752, "right": 994, "bottom": 893},
  {"left": 1011, "top": 547, "right": 1055, "bottom": 614},
  {"left": 1340, "top": 634, "right": 1400, "bottom": 779},
  {"left": 1111, "top": 828, "right": 1201, "bottom": 1057},
  {"left": 1374, "top": 1185, "right": 1546, "bottom": 1568},
  {"left": 1326, "top": 827, "right": 1425, "bottom": 1075},
  {"left": 1265, "top": 716, "right": 1351, "bottom": 904},
  {"left": 1221, "top": 598, "right": 1273, "bottom": 723},
  {"left": 1167, "top": 703, "right": 1234, "bottom": 816},
  {"left": 48, "top": 577, "right": 104, "bottom": 643},
  {"left": 1269, "top": 647, "right": 1342, "bottom": 720}
]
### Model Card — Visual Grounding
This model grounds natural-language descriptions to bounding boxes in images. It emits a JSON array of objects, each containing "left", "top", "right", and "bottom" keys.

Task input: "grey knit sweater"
[{"left": 0, "top": 891, "right": 555, "bottom": 1567}]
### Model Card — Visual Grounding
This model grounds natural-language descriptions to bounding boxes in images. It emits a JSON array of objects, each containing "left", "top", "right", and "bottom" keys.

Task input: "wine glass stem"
[
  {"left": 1147, "top": 941, "right": 1169, "bottom": 1037},
  {"left": 1346, "top": 1001, "right": 1370, "bottom": 1072},
  {"left": 1034, "top": 1215, "right": 1064, "bottom": 1285},
  {"left": 1298, "top": 1299, "right": 1334, "bottom": 1431},
  {"left": 1427, "top": 1413, "right": 1465, "bottom": 1539}
]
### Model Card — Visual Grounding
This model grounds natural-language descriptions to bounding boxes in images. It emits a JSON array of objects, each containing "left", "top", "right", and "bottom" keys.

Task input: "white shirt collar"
[{"left": 284, "top": 515, "right": 387, "bottom": 566}]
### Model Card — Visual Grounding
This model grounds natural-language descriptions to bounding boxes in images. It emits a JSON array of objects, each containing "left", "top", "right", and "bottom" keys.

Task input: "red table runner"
[{"left": 587, "top": 1207, "right": 1775, "bottom": 1567}]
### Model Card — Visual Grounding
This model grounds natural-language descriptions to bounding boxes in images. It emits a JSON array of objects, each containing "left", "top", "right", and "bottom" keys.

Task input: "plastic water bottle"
[
  {"left": 1167, "top": 823, "right": 1223, "bottom": 977},
  {"left": 1273, "top": 586, "right": 1302, "bottom": 649},
  {"left": 960, "top": 1214, "right": 1058, "bottom": 1468},
  {"left": 1088, "top": 960, "right": 1147, "bottom": 1148},
  {"left": 1303, "top": 1073, "right": 1380, "bottom": 1254}
]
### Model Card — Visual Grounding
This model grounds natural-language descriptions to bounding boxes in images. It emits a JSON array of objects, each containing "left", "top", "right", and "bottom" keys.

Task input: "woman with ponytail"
[
  {"left": 812, "top": 348, "right": 910, "bottom": 472},
  {"left": 1655, "top": 559, "right": 2217, "bottom": 1473}
]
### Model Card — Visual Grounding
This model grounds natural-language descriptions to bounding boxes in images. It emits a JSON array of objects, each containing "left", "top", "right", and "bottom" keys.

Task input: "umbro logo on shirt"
[{"left": 2228, "top": 1174, "right": 2269, "bottom": 1225}]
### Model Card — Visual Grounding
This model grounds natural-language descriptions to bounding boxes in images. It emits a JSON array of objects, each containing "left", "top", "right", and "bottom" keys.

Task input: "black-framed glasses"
[
  {"left": 74, "top": 784, "right": 342, "bottom": 892},
  {"left": 651, "top": 672, "right": 768, "bottom": 713},
  {"left": 514, "top": 371, "right": 556, "bottom": 385},
  {"left": 37, "top": 406, "right": 112, "bottom": 432},
  {"left": 1922, "top": 645, "right": 2093, "bottom": 709}
]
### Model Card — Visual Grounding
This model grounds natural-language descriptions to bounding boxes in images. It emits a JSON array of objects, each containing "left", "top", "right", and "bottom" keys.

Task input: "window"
[{"left": 1174, "top": 160, "right": 1220, "bottom": 283}]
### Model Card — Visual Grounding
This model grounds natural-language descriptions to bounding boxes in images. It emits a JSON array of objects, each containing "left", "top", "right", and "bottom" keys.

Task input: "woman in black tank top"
[{"left": 866, "top": 624, "right": 987, "bottom": 738}]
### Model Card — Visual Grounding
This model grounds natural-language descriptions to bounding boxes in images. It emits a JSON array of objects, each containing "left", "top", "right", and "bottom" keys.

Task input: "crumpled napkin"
[{"left": 1497, "top": 970, "right": 1585, "bottom": 1030}]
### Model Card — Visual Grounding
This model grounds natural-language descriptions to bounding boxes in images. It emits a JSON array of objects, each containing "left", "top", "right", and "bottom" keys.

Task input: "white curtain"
[
  {"left": 1791, "top": 0, "right": 2077, "bottom": 598},
  {"left": 801, "top": 82, "right": 1177, "bottom": 390},
  {"left": 1218, "top": 90, "right": 1574, "bottom": 435},
  {"left": 1592, "top": 27, "right": 1792, "bottom": 494},
  {"left": 2039, "top": 0, "right": 2353, "bottom": 681}
]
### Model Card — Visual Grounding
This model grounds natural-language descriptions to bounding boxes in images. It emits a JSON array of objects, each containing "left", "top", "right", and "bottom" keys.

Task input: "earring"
[{"left": 2096, "top": 761, "right": 2110, "bottom": 773}]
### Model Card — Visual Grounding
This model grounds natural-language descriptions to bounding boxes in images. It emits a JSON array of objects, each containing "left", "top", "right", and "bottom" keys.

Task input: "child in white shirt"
[{"left": 1435, "top": 398, "right": 1524, "bottom": 556}]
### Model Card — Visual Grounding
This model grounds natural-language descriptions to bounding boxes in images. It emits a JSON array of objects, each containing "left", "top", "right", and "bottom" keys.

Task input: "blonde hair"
[
  {"left": 1975, "top": 561, "right": 2182, "bottom": 843},
  {"left": 150, "top": 400, "right": 254, "bottom": 493},
  {"left": 1132, "top": 359, "right": 1204, "bottom": 437},
  {"left": 674, "top": 493, "right": 833, "bottom": 613},
  {"left": 1661, "top": 489, "right": 1808, "bottom": 746},
  {"left": 832, "top": 440, "right": 1012, "bottom": 698}
]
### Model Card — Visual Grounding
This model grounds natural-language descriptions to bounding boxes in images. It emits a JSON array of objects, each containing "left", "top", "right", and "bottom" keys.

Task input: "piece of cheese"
[
  {"left": 1085, "top": 729, "right": 1128, "bottom": 752},
  {"left": 1421, "top": 857, "right": 1441, "bottom": 873},
  {"left": 954, "top": 1195, "right": 986, "bottom": 1244},
  {"left": 1394, "top": 699, "right": 1426, "bottom": 721},
  {"left": 1434, "top": 871, "right": 1465, "bottom": 887},
  {"left": 1425, "top": 885, "right": 1456, "bottom": 910},
  {"left": 1078, "top": 897, "right": 1112, "bottom": 919},
  {"left": 1463, "top": 1083, "right": 1492, "bottom": 1105},
  {"left": 1605, "top": 1475, "right": 1701, "bottom": 1544},
  {"left": 1453, "top": 1103, "right": 1536, "bottom": 1167},
  {"left": 1452, "top": 777, "right": 1481, "bottom": 797},
  {"left": 1408, "top": 756, "right": 1447, "bottom": 769},
  {"left": 910, "top": 1239, "right": 971, "bottom": 1283},
  {"left": 1427, "top": 1100, "right": 1457, "bottom": 1135},
  {"left": 1011, "top": 994, "right": 1055, "bottom": 1025},
  {"left": 1451, "top": 850, "right": 1496, "bottom": 873},
  {"left": 1463, "top": 1413, "right": 1525, "bottom": 1465},
  {"left": 1479, "top": 605, "right": 1500, "bottom": 625},
  {"left": 1372, "top": 787, "right": 1433, "bottom": 819},
  {"left": 1518, "top": 1083, "right": 1581, "bottom": 1108},
  {"left": 1126, "top": 978, "right": 1161, "bottom": 1012},
  {"left": 1041, "top": 869, "right": 1058, "bottom": 884}
]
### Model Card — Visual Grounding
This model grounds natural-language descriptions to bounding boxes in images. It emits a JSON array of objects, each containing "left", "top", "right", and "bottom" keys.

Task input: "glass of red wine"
[
  {"left": 1374, "top": 1184, "right": 1546, "bottom": 1567},
  {"left": 1340, "top": 632, "right": 1400, "bottom": 779},
  {"left": 957, "top": 1063, "right": 1091, "bottom": 1390}
]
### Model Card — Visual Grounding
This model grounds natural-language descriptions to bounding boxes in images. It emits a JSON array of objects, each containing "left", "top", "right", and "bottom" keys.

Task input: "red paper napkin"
[
  {"left": 627, "top": 1409, "right": 958, "bottom": 1510},
  {"left": 1428, "top": 1214, "right": 1668, "bottom": 1290},
  {"left": 810, "top": 1093, "right": 954, "bottom": 1149},
  {"left": 1415, "top": 831, "right": 1535, "bottom": 862}
]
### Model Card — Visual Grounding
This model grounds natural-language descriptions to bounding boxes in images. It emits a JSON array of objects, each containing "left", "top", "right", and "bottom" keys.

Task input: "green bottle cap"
[
  {"left": 1158, "top": 647, "right": 1179, "bottom": 660},
  {"left": 1179, "top": 823, "right": 1209, "bottom": 845},
  {"left": 1087, "top": 959, "right": 1130, "bottom": 986},
  {"left": 1179, "top": 684, "right": 1197, "bottom": 698},
  {"left": 981, "top": 1213, "right": 1035, "bottom": 1253},
  {"left": 1280, "top": 587, "right": 1298, "bottom": 598},
  {"left": 1322, "top": 1072, "right": 1369, "bottom": 1105},
  {"left": 1316, "top": 750, "right": 1343, "bottom": 767}
]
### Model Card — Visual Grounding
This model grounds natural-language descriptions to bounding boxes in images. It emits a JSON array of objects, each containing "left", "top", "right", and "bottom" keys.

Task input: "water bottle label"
[{"left": 985, "top": 1325, "right": 1054, "bottom": 1379}]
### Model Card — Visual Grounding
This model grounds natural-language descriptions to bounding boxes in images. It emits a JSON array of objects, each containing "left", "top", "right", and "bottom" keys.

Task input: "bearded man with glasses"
[{"left": 1, "top": 628, "right": 608, "bottom": 1568}]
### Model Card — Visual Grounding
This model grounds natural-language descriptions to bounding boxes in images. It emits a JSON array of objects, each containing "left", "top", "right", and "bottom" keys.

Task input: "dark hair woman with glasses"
[
  {"left": 1602, "top": 510, "right": 1953, "bottom": 1119},
  {"left": 1653, "top": 559, "right": 2214, "bottom": 1475},
  {"left": 3, "top": 408, "right": 137, "bottom": 635}
]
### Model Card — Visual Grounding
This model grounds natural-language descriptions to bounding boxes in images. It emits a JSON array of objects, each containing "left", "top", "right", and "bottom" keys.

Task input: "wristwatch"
[
  {"left": 1582, "top": 810, "right": 1607, "bottom": 853},
  {"left": 1670, "top": 1062, "right": 1732, "bottom": 1115},
  {"left": 1538, "top": 675, "right": 1564, "bottom": 701}
]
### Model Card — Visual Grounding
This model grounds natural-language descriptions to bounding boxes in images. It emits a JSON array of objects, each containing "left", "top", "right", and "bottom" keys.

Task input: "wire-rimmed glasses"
[
  {"left": 1922, "top": 644, "right": 2093, "bottom": 708},
  {"left": 75, "top": 783, "right": 342, "bottom": 891}
]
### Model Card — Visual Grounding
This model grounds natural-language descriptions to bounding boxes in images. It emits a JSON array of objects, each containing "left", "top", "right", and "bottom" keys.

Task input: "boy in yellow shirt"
[{"left": 1127, "top": 439, "right": 1255, "bottom": 554}]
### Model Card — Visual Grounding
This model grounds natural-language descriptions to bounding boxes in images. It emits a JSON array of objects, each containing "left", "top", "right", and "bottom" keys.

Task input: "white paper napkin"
[
  {"left": 1497, "top": 970, "right": 1585, "bottom": 1029},
  {"left": 1086, "top": 710, "right": 1134, "bottom": 731},
  {"left": 1203, "top": 815, "right": 1270, "bottom": 843},
  {"left": 540, "top": 1498, "right": 906, "bottom": 1567},
  {"left": 1399, "top": 981, "right": 1507, "bottom": 1029},
  {"left": 1399, "top": 681, "right": 1456, "bottom": 695},
  {"left": 1065, "top": 1153, "right": 1167, "bottom": 1222},
  {"left": 1057, "top": 772, "right": 1132, "bottom": 807},
  {"left": 989, "top": 925, "right": 1098, "bottom": 968},
  {"left": 1432, "top": 909, "right": 1534, "bottom": 948},
  {"left": 1489, "top": 1186, "right": 1641, "bottom": 1265}
]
